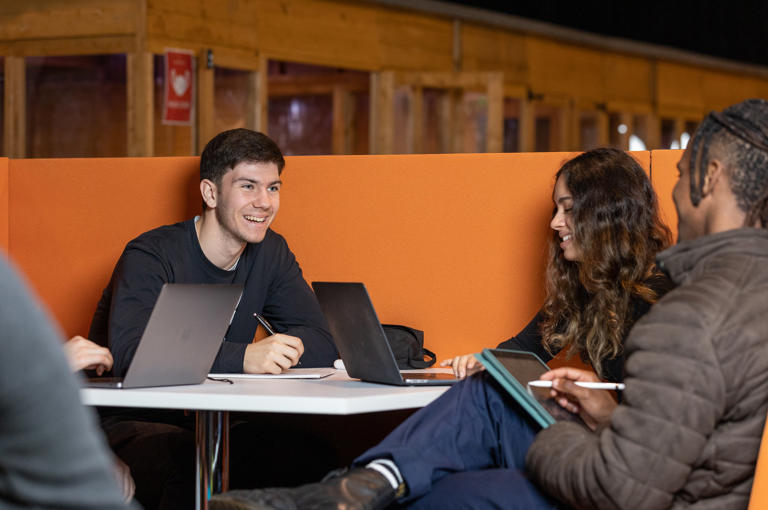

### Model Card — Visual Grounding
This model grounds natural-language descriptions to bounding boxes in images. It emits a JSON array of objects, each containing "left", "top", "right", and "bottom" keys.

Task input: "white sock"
[{"left": 365, "top": 458, "right": 404, "bottom": 490}]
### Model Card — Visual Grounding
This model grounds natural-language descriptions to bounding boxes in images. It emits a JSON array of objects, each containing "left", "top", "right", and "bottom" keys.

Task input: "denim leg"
[
  {"left": 405, "top": 469, "right": 559, "bottom": 510},
  {"left": 354, "top": 372, "right": 540, "bottom": 501}
]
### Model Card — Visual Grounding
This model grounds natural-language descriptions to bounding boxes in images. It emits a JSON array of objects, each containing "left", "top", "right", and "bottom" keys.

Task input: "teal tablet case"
[{"left": 476, "top": 348, "right": 556, "bottom": 429}]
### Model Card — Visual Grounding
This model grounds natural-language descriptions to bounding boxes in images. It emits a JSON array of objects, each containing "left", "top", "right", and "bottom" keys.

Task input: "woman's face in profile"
[{"left": 550, "top": 175, "right": 582, "bottom": 262}]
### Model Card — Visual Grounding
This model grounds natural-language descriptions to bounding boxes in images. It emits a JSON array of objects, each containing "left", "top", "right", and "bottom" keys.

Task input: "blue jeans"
[{"left": 354, "top": 373, "right": 559, "bottom": 510}]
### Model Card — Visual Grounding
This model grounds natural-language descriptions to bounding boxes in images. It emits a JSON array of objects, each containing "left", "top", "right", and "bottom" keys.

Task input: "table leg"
[{"left": 195, "top": 410, "right": 230, "bottom": 510}]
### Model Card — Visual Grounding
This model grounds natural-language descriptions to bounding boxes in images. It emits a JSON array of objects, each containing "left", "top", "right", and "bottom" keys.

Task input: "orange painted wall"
[
  {"left": 0, "top": 158, "right": 8, "bottom": 252},
  {"left": 6, "top": 151, "right": 657, "bottom": 362},
  {"left": 749, "top": 415, "right": 768, "bottom": 509},
  {"left": 8, "top": 157, "right": 201, "bottom": 337},
  {"left": 650, "top": 150, "right": 682, "bottom": 241}
]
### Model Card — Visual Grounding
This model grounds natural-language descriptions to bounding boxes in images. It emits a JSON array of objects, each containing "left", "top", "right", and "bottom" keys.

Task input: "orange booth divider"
[
  {"left": 2, "top": 151, "right": 660, "bottom": 361},
  {"left": 649, "top": 150, "right": 681, "bottom": 241},
  {"left": 0, "top": 157, "right": 9, "bottom": 251},
  {"left": 8, "top": 156, "right": 201, "bottom": 337},
  {"left": 4, "top": 151, "right": 671, "bottom": 362},
  {"left": 273, "top": 152, "right": 585, "bottom": 360}
]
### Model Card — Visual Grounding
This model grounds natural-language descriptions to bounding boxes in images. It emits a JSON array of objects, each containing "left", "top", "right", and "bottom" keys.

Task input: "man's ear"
[
  {"left": 702, "top": 158, "right": 726, "bottom": 196},
  {"left": 200, "top": 179, "right": 217, "bottom": 209}
]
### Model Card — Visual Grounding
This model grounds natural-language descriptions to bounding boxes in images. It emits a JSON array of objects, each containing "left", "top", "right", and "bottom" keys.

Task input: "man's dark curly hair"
[
  {"left": 200, "top": 128, "right": 285, "bottom": 186},
  {"left": 687, "top": 98, "right": 768, "bottom": 227}
]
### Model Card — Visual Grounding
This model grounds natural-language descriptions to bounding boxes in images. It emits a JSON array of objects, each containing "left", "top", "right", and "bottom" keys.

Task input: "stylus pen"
[
  {"left": 527, "top": 380, "right": 626, "bottom": 391},
  {"left": 254, "top": 312, "right": 302, "bottom": 367},
  {"left": 253, "top": 313, "right": 276, "bottom": 336}
]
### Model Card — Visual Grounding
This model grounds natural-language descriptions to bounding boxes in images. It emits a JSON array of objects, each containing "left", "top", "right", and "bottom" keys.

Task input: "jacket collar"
[{"left": 657, "top": 228, "right": 768, "bottom": 284}]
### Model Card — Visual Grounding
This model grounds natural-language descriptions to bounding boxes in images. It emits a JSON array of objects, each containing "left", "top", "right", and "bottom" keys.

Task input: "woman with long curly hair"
[
  {"left": 444, "top": 147, "right": 672, "bottom": 382},
  {"left": 210, "top": 147, "right": 674, "bottom": 510}
]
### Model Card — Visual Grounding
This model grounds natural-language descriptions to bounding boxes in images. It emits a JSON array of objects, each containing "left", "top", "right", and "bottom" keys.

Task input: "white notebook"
[{"left": 208, "top": 367, "right": 336, "bottom": 379}]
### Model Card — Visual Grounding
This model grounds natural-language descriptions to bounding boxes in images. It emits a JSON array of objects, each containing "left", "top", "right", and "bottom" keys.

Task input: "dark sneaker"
[{"left": 208, "top": 467, "right": 397, "bottom": 510}]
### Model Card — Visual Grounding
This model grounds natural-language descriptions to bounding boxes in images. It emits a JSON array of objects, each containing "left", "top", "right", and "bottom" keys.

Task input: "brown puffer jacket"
[{"left": 526, "top": 228, "right": 768, "bottom": 510}]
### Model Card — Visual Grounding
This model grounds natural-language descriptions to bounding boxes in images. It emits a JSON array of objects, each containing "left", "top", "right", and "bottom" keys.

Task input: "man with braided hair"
[
  {"left": 527, "top": 98, "right": 768, "bottom": 509},
  {"left": 211, "top": 99, "right": 768, "bottom": 510}
]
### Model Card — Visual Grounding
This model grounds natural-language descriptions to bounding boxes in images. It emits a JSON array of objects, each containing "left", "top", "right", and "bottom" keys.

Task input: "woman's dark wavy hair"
[{"left": 540, "top": 148, "right": 672, "bottom": 377}]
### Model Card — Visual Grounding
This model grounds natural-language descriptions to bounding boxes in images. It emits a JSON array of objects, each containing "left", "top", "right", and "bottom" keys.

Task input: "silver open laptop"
[
  {"left": 312, "top": 282, "right": 458, "bottom": 386},
  {"left": 86, "top": 283, "right": 243, "bottom": 389}
]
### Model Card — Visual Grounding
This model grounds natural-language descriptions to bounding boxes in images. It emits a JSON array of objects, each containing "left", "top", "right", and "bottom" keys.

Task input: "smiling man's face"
[{"left": 212, "top": 161, "right": 281, "bottom": 245}]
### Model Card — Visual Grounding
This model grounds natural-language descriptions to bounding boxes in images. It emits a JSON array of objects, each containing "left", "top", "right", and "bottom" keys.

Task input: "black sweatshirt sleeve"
[
  {"left": 107, "top": 246, "right": 169, "bottom": 377},
  {"left": 260, "top": 239, "right": 337, "bottom": 367},
  {"left": 495, "top": 310, "right": 553, "bottom": 363}
]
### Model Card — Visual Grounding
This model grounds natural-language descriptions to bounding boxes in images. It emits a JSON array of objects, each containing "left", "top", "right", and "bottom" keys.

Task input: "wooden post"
[
  {"left": 596, "top": 110, "right": 609, "bottom": 148},
  {"left": 332, "top": 85, "right": 352, "bottom": 155},
  {"left": 617, "top": 112, "right": 632, "bottom": 150},
  {"left": 673, "top": 117, "right": 684, "bottom": 149},
  {"left": 196, "top": 50, "right": 215, "bottom": 153},
  {"left": 255, "top": 55, "right": 269, "bottom": 133},
  {"left": 245, "top": 71, "right": 260, "bottom": 132},
  {"left": 437, "top": 89, "right": 457, "bottom": 153},
  {"left": 411, "top": 85, "right": 423, "bottom": 154},
  {"left": 557, "top": 103, "right": 573, "bottom": 152},
  {"left": 370, "top": 71, "right": 394, "bottom": 154},
  {"left": 644, "top": 113, "right": 661, "bottom": 150},
  {"left": 485, "top": 73, "right": 503, "bottom": 153},
  {"left": 518, "top": 97, "right": 535, "bottom": 153},
  {"left": 4, "top": 56, "right": 26, "bottom": 158},
  {"left": 126, "top": 51, "right": 153, "bottom": 157},
  {"left": 451, "top": 89, "right": 463, "bottom": 153}
]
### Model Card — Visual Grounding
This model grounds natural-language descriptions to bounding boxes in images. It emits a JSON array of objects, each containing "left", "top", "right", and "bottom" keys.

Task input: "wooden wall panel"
[
  {"left": 526, "top": 37, "right": 604, "bottom": 101},
  {"left": 146, "top": 8, "right": 260, "bottom": 51},
  {"left": 656, "top": 61, "right": 705, "bottom": 112},
  {"left": 0, "top": 0, "right": 137, "bottom": 41},
  {"left": 0, "top": 36, "right": 135, "bottom": 57},
  {"left": 376, "top": 11, "right": 453, "bottom": 71},
  {"left": 254, "top": 0, "right": 380, "bottom": 70},
  {"left": 461, "top": 24, "right": 526, "bottom": 80},
  {"left": 602, "top": 54, "right": 652, "bottom": 105},
  {"left": 702, "top": 71, "right": 762, "bottom": 111}
]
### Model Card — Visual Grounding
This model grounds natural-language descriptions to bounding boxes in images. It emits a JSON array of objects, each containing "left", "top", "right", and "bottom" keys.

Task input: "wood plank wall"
[{"left": 0, "top": 0, "right": 766, "bottom": 156}]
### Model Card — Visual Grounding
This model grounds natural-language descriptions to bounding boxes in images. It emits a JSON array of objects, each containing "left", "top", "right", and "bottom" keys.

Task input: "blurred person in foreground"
[{"left": 0, "top": 255, "right": 138, "bottom": 509}]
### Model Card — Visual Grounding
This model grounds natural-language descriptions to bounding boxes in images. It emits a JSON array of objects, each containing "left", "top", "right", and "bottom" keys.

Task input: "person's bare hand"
[
  {"left": 112, "top": 457, "right": 135, "bottom": 502},
  {"left": 243, "top": 334, "right": 304, "bottom": 374},
  {"left": 439, "top": 353, "right": 485, "bottom": 378},
  {"left": 540, "top": 367, "right": 618, "bottom": 431},
  {"left": 63, "top": 336, "right": 114, "bottom": 375}
]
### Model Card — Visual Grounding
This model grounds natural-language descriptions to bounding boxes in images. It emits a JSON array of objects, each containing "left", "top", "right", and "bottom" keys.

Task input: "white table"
[{"left": 81, "top": 370, "right": 450, "bottom": 509}]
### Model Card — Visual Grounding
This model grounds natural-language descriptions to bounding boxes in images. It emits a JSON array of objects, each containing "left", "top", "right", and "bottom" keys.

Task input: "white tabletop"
[{"left": 80, "top": 370, "right": 452, "bottom": 415}]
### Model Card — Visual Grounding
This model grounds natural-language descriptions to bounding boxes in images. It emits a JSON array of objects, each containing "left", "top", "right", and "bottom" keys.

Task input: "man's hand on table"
[{"left": 244, "top": 334, "right": 305, "bottom": 374}]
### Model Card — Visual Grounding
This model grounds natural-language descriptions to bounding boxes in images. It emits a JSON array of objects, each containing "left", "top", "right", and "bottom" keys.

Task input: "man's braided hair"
[{"left": 687, "top": 98, "right": 768, "bottom": 227}]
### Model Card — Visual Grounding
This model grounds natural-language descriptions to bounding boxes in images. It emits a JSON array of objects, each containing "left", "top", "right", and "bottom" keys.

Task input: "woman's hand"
[
  {"left": 439, "top": 353, "right": 485, "bottom": 379},
  {"left": 539, "top": 367, "right": 618, "bottom": 431},
  {"left": 63, "top": 336, "right": 114, "bottom": 375}
]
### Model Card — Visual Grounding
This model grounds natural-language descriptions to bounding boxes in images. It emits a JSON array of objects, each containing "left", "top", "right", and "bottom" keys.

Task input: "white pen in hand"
[{"left": 527, "top": 380, "right": 625, "bottom": 391}]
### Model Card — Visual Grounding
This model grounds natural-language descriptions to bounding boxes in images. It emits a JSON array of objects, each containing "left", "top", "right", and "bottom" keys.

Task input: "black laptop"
[
  {"left": 312, "top": 282, "right": 458, "bottom": 386},
  {"left": 85, "top": 283, "right": 243, "bottom": 389}
]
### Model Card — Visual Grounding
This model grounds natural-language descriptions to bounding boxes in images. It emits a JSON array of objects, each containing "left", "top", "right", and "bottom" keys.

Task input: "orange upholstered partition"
[
  {"left": 0, "top": 158, "right": 9, "bottom": 252},
  {"left": 6, "top": 151, "right": 656, "bottom": 362},
  {"left": 274, "top": 152, "right": 572, "bottom": 360},
  {"left": 749, "top": 415, "right": 768, "bottom": 509},
  {"left": 650, "top": 150, "right": 682, "bottom": 241},
  {"left": 8, "top": 157, "right": 201, "bottom": 337}
]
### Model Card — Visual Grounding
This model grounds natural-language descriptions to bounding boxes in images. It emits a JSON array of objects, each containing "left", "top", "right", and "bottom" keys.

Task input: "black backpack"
[{"left": 381, "top": 324, "right": 436, "bottom": 369}]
